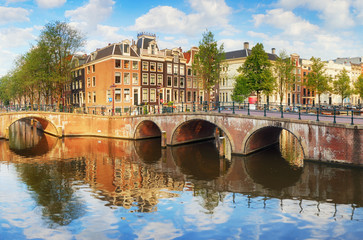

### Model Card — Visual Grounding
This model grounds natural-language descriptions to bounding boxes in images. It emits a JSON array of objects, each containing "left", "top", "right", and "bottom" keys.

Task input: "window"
[
  {"left": 157, "top": 74, "right": 163, "bottom": 86},
  {"left": 142, "top": 89, "right": 148, "bottom": 102},
  {"left": 187, "top": 78, "right": 192, "bottom": 88},
  {"left": 74, "top": 71, "right": 78, "bottom": 77},
  {"left": 87, "top": 78, "right": 91, "bottom": 88},
  {"left": 167, "top": 63, "right": 172, "bottom": 74},
  {"left": 76, "top": 81, "right": 79, "bottom": 89},
  {"left": 193, "top": 91, "right": 197, "bottom": 102},
  {"left": 115, "top": 72, "right": 121, "bottom": 84},
  {"left": 115, "top": 59, "right": 121, "bottom": 68},
  {"left": 157, "top": 63, "right": 163, "bottom": 72},
  {"left": 150, "top": 89, "right": 156, "bottom": 102},
  {"left": 180, "top": 65, "right": 185, "bottom": 75},
  {"left": 150, "top": 62, "right": 156, "bottom": 71},
  {"left": 174, "top": 90, "right": 178, "bottom": 101},
  {"left": 187, "top": 91, "right": 192, "bottom": 102},
  {"left": 174, "top": 77, "right": 178, "bottom": 87},
  {"left": 142, "top": 61, "right": 148, "bottom": 71},
  {"left": 173, "top": 64, "right": 178, "bottom": 74},
  {"left": 167, "top": 76, "right": 172, "bottom": 87},
  {"left": 92, "top": 65, "right": 95, "bottom": 72},
  {"left": 107, "top": 90, "right": 111, "bottom": 102},
  {"left": 132, "top": 61, "right": 138, "bottom": 70},
  {"left": 79, "top": 70, "right": 81, "bottom": 76},
  {"left": 180, "top": 77, "right": 184, "bottom": 88},
  {"left": 92, "top": 76, "right": 96, "bottom": 87},
  {"left": 180, "top": 90, "right": 184, "bottom": 102},
  {"left": 93, "top": 91, "right": 96, "bottom": 103},
  {"left": 124, "top": 88, "right": 130, "bottom": 102},
  {"left": 150, "top": 74, "right": 156, "bottom": 85},
  {"left": 124, "top": 73, "right": 130, "bottom": 84},
  {"left": 115, "top": 89, "right": 121, "bottom": 102},
  {"left": 124, "top": 60, "right": 130, "bottom": 69},
  {"left": 124, "top": 44, "right": 129, "bottom": 53},
  {"left": 142, "top": 73, "right": 148, "bottom": 85},
  {"left": 79, "top": 80, "right": 82, "bottom": 89},
  {"left": 151, "top": 44, "right": 156, "bottom": 55},
  {"left": 132, "top": 73, "right": 139, "bottom": 85},
  {"left": 87, "top": 66, "right": 90, "bottom": 74},
  {"left": 174, "top": 54, "right": 179, "bottom": 63},
  {"left": 88, "top": 92, "right": 91, "bottom": 103},
  {"left": 188, "top": 68, "right": 192, "bottom": 76}
]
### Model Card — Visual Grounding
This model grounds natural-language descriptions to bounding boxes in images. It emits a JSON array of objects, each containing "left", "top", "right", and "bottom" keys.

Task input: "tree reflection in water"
[{"left": 2, "top": 119, "right": 362, "bottom": 234}]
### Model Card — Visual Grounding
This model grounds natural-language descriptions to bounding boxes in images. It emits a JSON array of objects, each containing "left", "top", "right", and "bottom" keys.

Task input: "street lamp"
[{"left": 110, "top": 84, "right": 116, "bottom": 115}]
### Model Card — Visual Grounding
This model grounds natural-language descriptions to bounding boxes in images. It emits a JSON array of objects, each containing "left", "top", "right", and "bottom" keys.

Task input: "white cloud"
[
  {"left": 0, "top": 6, "right": 30, "bottom": 25},
  {"left": 277, "top": 0, "right": 355, "bottom": 28},
  {"left": 136, "top": 222, "right": 183, "bottom": 240},
  {"left": 247, "top": 31, "right": 268, "bottom": 39},
  {"left": 129, "top": 0, "right": 235, "bottom": 36},
  {"left": 5, "top": 0, "right": 28, "bottom": 4},
  {"left": 0, "top": 27, "right": 35, "bottom": 48},
  {"left": 253, "top": 9, "right": 319, "bottom": 38},
  {"left": 0, "top": 50, "right": 17, "bottom": 76},
  {"left": 218, "top": 39, "right": 245, "bottom": 51},
  {"left": 65, "top": 0, "right": 115, "bottom": 32},
  {"left": 353, "top": 0, "right": 363, "bottom": 21},
  {"left": 36, "top": 0, "right": 66, "bottom": 8}
]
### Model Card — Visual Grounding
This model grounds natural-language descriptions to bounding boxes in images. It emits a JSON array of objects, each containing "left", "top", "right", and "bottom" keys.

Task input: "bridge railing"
[{"left": 1, "top": 102, "right": 362, "bottom": 125}]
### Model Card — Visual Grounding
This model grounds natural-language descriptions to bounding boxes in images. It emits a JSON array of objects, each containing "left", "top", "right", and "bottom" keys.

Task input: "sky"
[{"left": 1, "top": 0, "right": 363, "bottom": 76}]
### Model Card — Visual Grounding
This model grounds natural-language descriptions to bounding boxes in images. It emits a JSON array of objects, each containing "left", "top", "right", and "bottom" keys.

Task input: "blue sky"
[{"left": 1, "top": 0, "right": 363, "bottom": 76}]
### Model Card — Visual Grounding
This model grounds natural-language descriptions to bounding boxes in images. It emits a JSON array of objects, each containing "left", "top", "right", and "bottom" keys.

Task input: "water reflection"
[
  {"left": 8, "top": 119, "right": 58, "bottom": 157},
  {"left": 279, "top": 129, "right": 304, "bottom": 168},
  {"left": 0, "top": 122, "right": 362, "bottom": 239}
]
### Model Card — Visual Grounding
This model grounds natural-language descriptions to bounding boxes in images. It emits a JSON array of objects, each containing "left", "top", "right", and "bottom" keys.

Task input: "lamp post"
[{"left": 110, "top": 84, "right": 116, "bottom": 115}]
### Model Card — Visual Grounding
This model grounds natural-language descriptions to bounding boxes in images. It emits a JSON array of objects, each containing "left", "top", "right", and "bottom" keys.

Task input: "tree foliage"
[
  {"left": 0, "top": 21, "right": 84, "bottom": 107},
  {"left": 193, "top": 30, "right": 225, "bottom": 102},
  {"left": 238, "top": 43, "right": 275, "bottom": 104},
  {"left": 274, "top": 50, "right": 295, "bottom": 104},
  {"left": 305, "top": 57, "right": 331, "bottom": 106},
  {"left": 354, "top": 74, "right": 363, "bottom": 100},
  {"left": 333, "top": 68, "right": 351, "bottom": 105},
  {"left": 232, "top": 75, "right": 251, "bottom": 103}
]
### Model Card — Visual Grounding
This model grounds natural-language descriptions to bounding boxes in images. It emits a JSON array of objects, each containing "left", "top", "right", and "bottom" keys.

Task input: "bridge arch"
[
  {"left": 170, "top": 118, "right": 234, "bottom": 150},
  {"left": 134, "top": 120, "right": 162, "bottom": 139},
  {"left": 242, "top": 124, "right": 306, "bottom": 159},
  {"left": 7, "top": 115, "right": 60, "bottom": 138}
]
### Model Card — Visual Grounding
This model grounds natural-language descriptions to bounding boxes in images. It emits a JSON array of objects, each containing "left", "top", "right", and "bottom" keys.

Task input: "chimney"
[
  {"left": 244, "top": 42, "right": 249, "bottom": 50},
  {"left": 272, "top": 48, "right": 276, "bottom": 54}
]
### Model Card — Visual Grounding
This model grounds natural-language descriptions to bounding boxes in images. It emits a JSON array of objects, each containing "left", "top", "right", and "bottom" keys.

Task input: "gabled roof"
[
  {"left": 225, "top": 49, "right": 277, "bottom": 61},
  {"left": 85, "top": 42, "right": 139, "bottom": 64}
]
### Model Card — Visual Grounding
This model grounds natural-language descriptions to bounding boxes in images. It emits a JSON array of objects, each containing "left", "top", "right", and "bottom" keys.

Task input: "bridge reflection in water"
[{"left": 0, "top": 119, "right": 361, "bottom": 238}]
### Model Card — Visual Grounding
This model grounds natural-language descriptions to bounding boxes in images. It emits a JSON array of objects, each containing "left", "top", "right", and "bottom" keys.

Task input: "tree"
[
  {"left": 193, "top": 30, "right": 225, "bottom": 102},
  {"left": 333, "top": 68, "right": 351, "bottom": 105},
  {"left": 354, "top": 74, "right": 363, "bottom": 102},
  {"left": 238, "top": 43, "right": 275, "bottom": 105},
  {"left": 274, "top": 50, "right": 295, "bottom": 105},
  {"left": 305, "top": 57, "right": 331, "bottom": 106},
  {"left": 232, "top": 75, "right": 251, "bottom": 103},
  {"left": 37, "top": 21, "right": 85, "bottom": 106}
]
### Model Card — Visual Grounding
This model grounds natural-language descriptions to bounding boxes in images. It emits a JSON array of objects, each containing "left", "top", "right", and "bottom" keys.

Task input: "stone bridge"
[{"left": 0, "top": 111, "right": 362, "bottom": 165}]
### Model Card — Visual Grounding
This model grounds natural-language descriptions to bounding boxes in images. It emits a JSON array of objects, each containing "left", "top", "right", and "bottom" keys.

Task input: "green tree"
[
  {"left": 38, "top": 21, "right": 85, "bottom": 106},
  {"left": 354, "top": 74, "right": 363, "bottom": 101},
  {"left": 232, "top": 74, "right": 251, "bottom": 103},
  {"left": 193, "top": 30, "right": 225, "bottom": 102},
  {"left": 238, "top": 43, "right": 275, "bottom": 105},
  {"left": 274, "top": 50, "right": 295, "bottom": 105},
  {"left": 333, "top": 68, "right": 351, "bottom": 105},
  {"left": 305, "top": 57, "right": 331, "bottom": 106}
]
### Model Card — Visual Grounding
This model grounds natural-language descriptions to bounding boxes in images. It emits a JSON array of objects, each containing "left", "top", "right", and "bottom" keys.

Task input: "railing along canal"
[{"left": 1, "top": 102, "right": 362, "bottom": 125}]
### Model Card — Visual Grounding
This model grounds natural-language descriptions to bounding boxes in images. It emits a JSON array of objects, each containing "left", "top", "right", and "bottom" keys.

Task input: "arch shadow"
[
  {"left": 134, "top": 120, "right": 162, "bottom": 140},
  {"left": 170, "top": 118, "right": 233, "bottom": 149},
  {"left": 8, "top": 115, "right": 60, "bottom": 137},
  {"left": 243, "top": 125, "right": 306, "bottom": 159}
]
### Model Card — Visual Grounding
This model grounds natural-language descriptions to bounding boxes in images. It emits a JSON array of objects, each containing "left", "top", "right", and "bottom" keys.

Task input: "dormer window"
[
  {"left": 151, "top": 45, "right": 155, "bottom": 55},
  {"left": 174, "top": 54, "right": 179, "bottom": 63},
  {"left": 124, "top": 44, "right": 129, "bottom": 54}
]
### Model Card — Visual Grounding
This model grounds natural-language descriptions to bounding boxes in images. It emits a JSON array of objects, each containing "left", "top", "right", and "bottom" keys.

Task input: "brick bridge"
[{"left": 0, "top": 111, "right": 362, "bottom": 165}]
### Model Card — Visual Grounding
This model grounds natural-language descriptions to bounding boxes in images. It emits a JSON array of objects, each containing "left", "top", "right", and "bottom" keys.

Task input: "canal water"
[{"left": 0, "top": 120, "right": 362, "bottom": 239}]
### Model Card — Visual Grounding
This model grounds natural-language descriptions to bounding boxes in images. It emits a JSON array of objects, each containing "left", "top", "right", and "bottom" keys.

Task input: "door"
[{"left": 133, "top": 89, "right": 139, "bottom": 106}]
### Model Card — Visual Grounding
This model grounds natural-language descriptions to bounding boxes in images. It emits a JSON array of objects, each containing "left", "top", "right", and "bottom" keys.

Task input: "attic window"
[
  {"left": 174, "top": 54, "right": 179, "bottom": 63},
  {"left": 151, "top": 44, "right": 155, "bottom": 55},
  {"left": 124, "top": 44, "right": 129, "bottom": 54}
]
